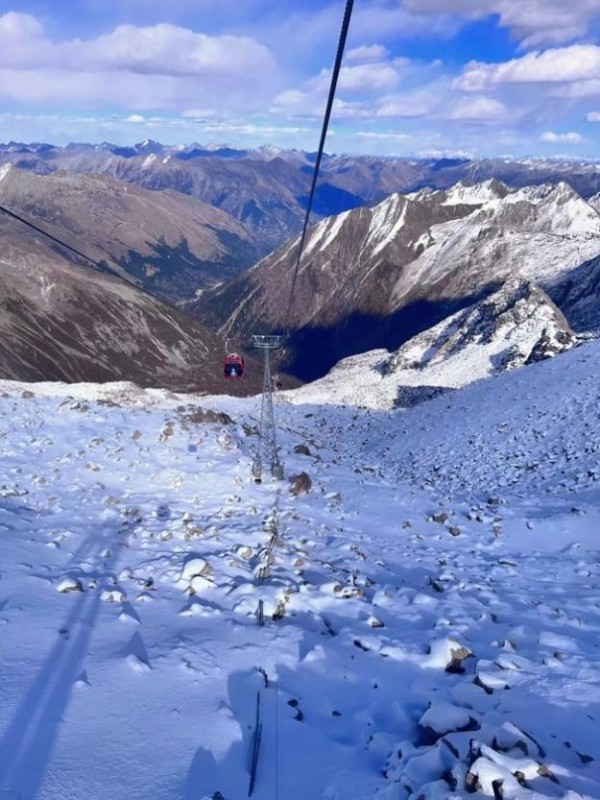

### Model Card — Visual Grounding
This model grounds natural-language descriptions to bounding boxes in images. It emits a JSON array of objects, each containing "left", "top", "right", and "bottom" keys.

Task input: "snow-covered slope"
[
  {"left": 289, "top": 279, "right": 578, "bottom": 409},
  {"left": 0, "top": 336, "right": 599, "bottom": 799}
]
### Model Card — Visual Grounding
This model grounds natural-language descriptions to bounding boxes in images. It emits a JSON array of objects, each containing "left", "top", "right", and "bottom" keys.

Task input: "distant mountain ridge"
[{"left": 4, "top": 141, "right": 600, "bottom": 255}]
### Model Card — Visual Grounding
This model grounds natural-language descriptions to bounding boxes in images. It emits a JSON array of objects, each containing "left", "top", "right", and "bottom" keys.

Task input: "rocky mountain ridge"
[
  {"left": 0, "top": 202, "right": 265, "bottom": 392},
  {"left": 197, "top": 178, "right": 600, "bottom": 381},
  {"left": 0, "top": 165, "right": 260, "bottom": 303}
]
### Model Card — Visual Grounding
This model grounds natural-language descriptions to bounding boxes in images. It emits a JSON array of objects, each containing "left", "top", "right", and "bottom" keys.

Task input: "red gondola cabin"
[{"left": 223, "top": 353, "right": 245, "bottom": 379}]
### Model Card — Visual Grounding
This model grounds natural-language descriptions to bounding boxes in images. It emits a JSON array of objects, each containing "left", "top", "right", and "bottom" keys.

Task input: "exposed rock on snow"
[
  {"left": 289, "top": 471, "right": 312, "bottom": 496},
  {"left": 56, "top": 577, "right": 83, "bottom": 593}
]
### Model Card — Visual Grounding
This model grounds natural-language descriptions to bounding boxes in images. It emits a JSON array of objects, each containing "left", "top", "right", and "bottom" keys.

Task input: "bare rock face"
[{"left": 289, "top": 472, "right": 312, "bottom": 496}]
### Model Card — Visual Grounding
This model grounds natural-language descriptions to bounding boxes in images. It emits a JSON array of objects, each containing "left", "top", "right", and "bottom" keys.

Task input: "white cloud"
[
  {"left": 540, "top": 131, "right": 584, "bottom": 143},
  {"left": 445, "top": 96, "right": 507, "bottom": 120},
  {"left": 124, "top": 114, "right": 146, "bottom": 123},
  {"left": 455, "top": 45, "right": 600, "bottom": 92},
  {"left": 357, "top": 131, "right": 410, "bottom": 140},
  {"left": 77, "top": 24, "right": 273, "bottom": 78},
  {"left": 493, "top": 0, "right": 599, "bottom": 48},
  {"left": 347, "top": 44, "right": 389, "bottom": 62},
  {"left": 557, "top": 80, "right": 600, "bottom": 98},
  {"left": 401, "top": 0, "right": 600, "bottom": 48},
  {"left": 0, "top": 111, "right": 314, "bottom": 148},
  {"left": 311, "top": 63, "right": 401, "bottom": 94},
  {"left": 587, "top": 111, "right": 600, "bottom": 122},
  {"left": 418, "top": 147, "right": 476, "bottom": 159},
  {"left": 0, "top": 12, "right": 278, "bottom": 113}
]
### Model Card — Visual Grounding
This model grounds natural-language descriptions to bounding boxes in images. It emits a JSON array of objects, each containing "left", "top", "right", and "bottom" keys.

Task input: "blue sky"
[{"left": 0, "top": 0, "right": 600, "bottom": 157}]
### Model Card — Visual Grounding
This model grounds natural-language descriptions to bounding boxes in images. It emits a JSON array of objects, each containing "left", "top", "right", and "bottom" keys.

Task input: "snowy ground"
[{"left": 0, "top": 342, "right": 599, "bottom": 800}]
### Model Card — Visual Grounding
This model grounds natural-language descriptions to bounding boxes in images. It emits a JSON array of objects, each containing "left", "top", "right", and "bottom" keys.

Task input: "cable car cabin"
[{"left": 223, "top": 353, "right": 245, "bottom": 379}]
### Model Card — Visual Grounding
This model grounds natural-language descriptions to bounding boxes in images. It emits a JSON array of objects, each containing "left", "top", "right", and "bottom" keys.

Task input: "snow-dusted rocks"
[
  {"left": 56, "top": 577, "right": 83, "bottom": 593},
  {"left": 0, "top": 356, "right": 599, "bottom": 800}
]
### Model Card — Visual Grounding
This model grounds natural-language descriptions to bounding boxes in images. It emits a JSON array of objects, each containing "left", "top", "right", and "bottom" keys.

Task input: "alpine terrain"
[
  {"left": 0, "top": 164, "right": 260, "bottom": 303},
  {"left": 0, "top": 333, "right": 598, "bottom": 799},
  {"left": 0, "top": 195, "right": 266, "bottom": 392},
  {"left": 198, "top": 179, "right": 600, "bottom": 380},
  {"left": 4, "top": 142, "right": 600, "bottom": 252},
  {"left": 289, "top": 279, "right": 579, "bottom": 409}
]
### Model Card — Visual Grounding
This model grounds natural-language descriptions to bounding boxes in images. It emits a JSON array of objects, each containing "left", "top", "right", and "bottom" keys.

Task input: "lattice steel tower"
[{"left": 251, "top": 335, "right": 284, "bottom": 482}]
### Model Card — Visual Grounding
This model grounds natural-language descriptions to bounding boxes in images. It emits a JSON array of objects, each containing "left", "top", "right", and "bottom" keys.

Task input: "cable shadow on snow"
[
  {"left": 183, "top": 669, "right": 262, "bottom": 800},
  {"left": 0, "top": 523, "right": 128, "bottom": 800}
]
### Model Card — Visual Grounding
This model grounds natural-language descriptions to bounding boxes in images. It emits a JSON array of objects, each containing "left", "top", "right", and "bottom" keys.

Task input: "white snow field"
[{"left": 0, "top": 341, "right": 599, "bottom": 800}]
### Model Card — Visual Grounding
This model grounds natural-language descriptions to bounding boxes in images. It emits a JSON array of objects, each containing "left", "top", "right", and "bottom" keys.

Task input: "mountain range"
[
  {"left": 2, "top": 142, "right": 600, "bottom": 392},
  {"left": 4, "top": 141, "right": 600, "bottom": 255},
  {"left": 198, "top": 179, "right": 600, "bottom": 380},
  {"left": 0, "top": 164, "right": 259, "bottom": 304},
  {"left": 0, "top": 177, "right": 269, "bottom": 392}
]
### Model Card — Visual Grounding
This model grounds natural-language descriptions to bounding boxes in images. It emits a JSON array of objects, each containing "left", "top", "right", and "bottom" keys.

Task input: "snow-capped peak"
[
  {"left": 289, "top": 278, "right": 577, "bottom": 410},
  {"left": 441, "top": 178, "right": 509, "bottom": 206}
]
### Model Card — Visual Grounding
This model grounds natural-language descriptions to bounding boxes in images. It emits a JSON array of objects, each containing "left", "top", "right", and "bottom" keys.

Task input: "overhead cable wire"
[
  {"left": 282, "top": 0, "right": 355, "bottom": 334},
  {"left": 0, "top": 202, "right": 121, "bottom": 278}
]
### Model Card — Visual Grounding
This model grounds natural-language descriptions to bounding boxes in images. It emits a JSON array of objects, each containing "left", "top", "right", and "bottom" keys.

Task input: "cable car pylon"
[{"left": 251, "top": 334, "right": 284, "bottom": 483}]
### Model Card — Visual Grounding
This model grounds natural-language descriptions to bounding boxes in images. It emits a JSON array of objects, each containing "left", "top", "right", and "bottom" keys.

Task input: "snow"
[
  {"left": 368, "top": 194, "right": 408, "bottom": 257},
  {"left": 304, "top": 210, "right": 351, "bottom": 256},
  {"left": 0, "top": 343, "right": 599, "bottom": 799},
  {"left": 442, "top": 179, "right": 505, "bottom": 206}
]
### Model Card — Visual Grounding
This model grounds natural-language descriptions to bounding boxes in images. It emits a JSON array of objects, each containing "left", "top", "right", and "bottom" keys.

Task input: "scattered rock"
[
  {"left": 181, "top": 557, "right": 212, "bottom": 582},
  {"left": 100, "top": 589, "right": 126, "bottom": 603},
  {"left": 181, "top": 408, "right": 233, "bottom": 426},
  {"left": 449, "top": 526, "right": 461, "bottom": 537},
  {"left": 57, "top": 578, "right": 83, "bottom": 593},
  {"left": 289, "top": 472, "right": 312, "bottom": 496},
  {"left": 432, "top": 512, "right": 449, "bottom": 524},
  {"left": 447, "top": 644, "right": 474, "bottom": 674},
  {"left": 293, "top": 444, "right": 311, "bottom": 456}
]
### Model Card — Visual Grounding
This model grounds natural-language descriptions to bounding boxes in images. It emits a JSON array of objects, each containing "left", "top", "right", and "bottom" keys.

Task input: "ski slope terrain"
[{"left": 0, "top": 340, "right": 599, "bottom": 799}]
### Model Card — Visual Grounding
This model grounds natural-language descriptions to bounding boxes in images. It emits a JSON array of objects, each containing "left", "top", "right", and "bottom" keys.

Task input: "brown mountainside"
[
  {"left": 0, "top": 208, "right": 264, "bottom": 393},
  {"left": 0, "top": 165, "right": 260, "bottom": 304}
]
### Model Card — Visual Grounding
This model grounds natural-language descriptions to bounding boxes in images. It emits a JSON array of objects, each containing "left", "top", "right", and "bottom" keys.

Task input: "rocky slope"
[
  {"left": 286, "top": 279, "right": 578, "bottom": 409},
  {"left": 0, "top": 164, "right": 260, "bottom": 303},
  {"left": 0, "top": 208, "right": 265, "bottom": 392},
  {"left": 197, "top": 180, "right": 600, "bottom": 380}
]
